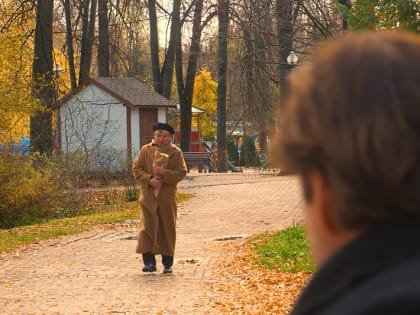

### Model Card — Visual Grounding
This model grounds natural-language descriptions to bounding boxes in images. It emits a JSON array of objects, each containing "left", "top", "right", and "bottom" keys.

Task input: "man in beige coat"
[{"left": 132, "top": 122, "right": 187, "bottom": 273}]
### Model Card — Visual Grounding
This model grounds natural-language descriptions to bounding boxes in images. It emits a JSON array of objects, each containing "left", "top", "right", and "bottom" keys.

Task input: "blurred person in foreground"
[
  {"left": 272, "top": 31, "right": 420, "bottom": 315},
  {"left": 132, "top": 122, "right": 187, "bottom": 274}
]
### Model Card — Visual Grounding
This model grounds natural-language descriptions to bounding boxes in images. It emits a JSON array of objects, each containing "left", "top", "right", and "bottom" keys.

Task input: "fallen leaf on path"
[{"left": 204, "top": 240, "right": 312, "bottom": 314}]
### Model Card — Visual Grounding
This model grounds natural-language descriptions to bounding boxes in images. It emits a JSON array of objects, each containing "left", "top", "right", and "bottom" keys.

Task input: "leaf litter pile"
[{"left": 204, "top": 240, "right": 312, "bottom": 314}]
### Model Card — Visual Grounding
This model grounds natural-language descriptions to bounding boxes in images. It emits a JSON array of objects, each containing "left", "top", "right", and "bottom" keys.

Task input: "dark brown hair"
[{"left": 273, "top": 31, "right": 420, "bottom": 229}]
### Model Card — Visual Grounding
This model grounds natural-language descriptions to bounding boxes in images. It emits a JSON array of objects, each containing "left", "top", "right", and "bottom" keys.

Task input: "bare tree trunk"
[
  {"left": 276, "top": 0, "right": 294, "bottom": 107},
  {"left": 337, "top": 0, "right": 351, "bottom": 29},
  {"left": 147, "top": 0, "right": 180, "bottom": 98},
  {"left": 148, "top": 0, "right": 162, "bottom": 93},
  {"left": 30, "top": 0, "right": 54, "bottom": 154},
  {"left": 98, "top": 0, "right": 110, "bottom": 77},
  {"left": 79, "top": 0, "right": 97, "bottom": 85},
  {"left": 160, "top": 0, "right": 180, "bottom": 98},
  {"left": 243, "top": 127, "right": 248, "bottom": 166},
  {"left": 216, "top": 0, "right": 229, "bottom": 172},
  {"left": 63, "top": 0, "right": 77, "bottom": 90},
  {"left": 176, "top": 0, "right": 204, "bottom": 152},
  {"left": 175, "top": 43, "right": 191, "bottom": 152},
  {"left": 259, "top": 131, "right": 268, "bottom": 154}
]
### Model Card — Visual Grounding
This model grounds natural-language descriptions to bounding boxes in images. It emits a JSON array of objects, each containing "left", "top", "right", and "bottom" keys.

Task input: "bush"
[
  {"left": 61, "top": 148, "right": 129, "bottom": 187},
  {"left": 0, "top": 150, "right": 71, "bottom": 228},
  {"left": 0, "top": 147, "right": 142, "bottom": 228}
]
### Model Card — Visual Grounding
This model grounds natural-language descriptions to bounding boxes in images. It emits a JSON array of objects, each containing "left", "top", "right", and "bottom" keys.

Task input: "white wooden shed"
[{"left": 59, "top": 77, "right": 175, "bottom": 169}]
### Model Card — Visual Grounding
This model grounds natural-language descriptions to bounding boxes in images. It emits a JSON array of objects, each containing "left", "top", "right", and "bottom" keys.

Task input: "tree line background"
[{"left": 1, "top": 0, "right": 419, "bottom": 167}]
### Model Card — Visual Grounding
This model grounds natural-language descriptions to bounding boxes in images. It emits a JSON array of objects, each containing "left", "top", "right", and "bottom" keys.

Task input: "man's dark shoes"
[
  {"left": 142, "top": 263, "right": 157, "bottom": 272},
  {"left": 162, "top": 255, "right": 173, "bottom": 273},
  {"left": 162, "top": 266, "right": 173, "bottom": 274},
  {"left": 142, "top": 252, "right": 156, "bottom": 272}
]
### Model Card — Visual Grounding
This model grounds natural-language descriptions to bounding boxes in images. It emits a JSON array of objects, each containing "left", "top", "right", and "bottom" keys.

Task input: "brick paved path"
[{"left": 0, "top": 172, "right": 303, "bottom": 314}]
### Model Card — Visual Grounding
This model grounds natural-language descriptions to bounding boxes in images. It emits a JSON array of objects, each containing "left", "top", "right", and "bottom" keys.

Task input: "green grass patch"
[
  {"left": 252, "top": 224, "right": 315, "bottom": 272},
  {"left": 178, "top": 192, "right": 194, "bottom": 203},
  {"left": 0, "top": 191, "right": 194, "bottom": 253}
]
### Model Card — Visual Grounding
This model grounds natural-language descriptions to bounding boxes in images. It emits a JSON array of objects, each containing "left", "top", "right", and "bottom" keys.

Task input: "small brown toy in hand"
[{"left": 153, "top": 151, "right": 169, "bottom": 198}]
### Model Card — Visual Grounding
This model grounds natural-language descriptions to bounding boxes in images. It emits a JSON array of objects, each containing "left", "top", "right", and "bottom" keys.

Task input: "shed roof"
[
  {"left": 61, "top": 77, "right": 176, "bottom": 108},
  {"left": 174, "top": 103, "right": 205, "bottom": 113}
]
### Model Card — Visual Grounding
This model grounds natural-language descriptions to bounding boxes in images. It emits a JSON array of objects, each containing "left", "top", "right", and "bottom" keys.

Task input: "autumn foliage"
[
  {"left": 192, "top": 68, "right": 217, "bottom": 140},
  {"left": 0, "top": 1, "right": 38, "bottom": 142},
  {"left": 0, "top": 150, "right": 69, "bottom": 228}
]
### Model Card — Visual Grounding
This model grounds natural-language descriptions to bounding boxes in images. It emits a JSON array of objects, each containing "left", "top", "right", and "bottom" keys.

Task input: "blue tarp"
[{"left": 0, "top": 136, "right": 30, "bottom": 155}]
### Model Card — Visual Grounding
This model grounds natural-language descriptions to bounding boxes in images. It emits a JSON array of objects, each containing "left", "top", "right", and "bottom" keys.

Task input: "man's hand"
[
  {"left": 149, "top": 176, "right": 163, "bottom": 189},
  {"left": 153, "top": 164, "right": 166, "bottom": 176}
]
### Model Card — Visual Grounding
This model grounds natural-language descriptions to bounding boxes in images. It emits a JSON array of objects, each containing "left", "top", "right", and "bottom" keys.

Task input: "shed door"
[{"left": 140, "top": 109, "right": 158, "bottom": 147}]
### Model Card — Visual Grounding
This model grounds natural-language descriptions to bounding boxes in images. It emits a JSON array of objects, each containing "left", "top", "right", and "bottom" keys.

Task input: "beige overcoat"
[{"left": 132, "top": 141, "right": 187, "bottom": 256}]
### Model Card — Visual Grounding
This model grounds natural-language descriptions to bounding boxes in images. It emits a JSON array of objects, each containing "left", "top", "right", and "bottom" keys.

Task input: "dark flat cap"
[{"left": 153, "top": 122, "right": 175, "bottom": 134}]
